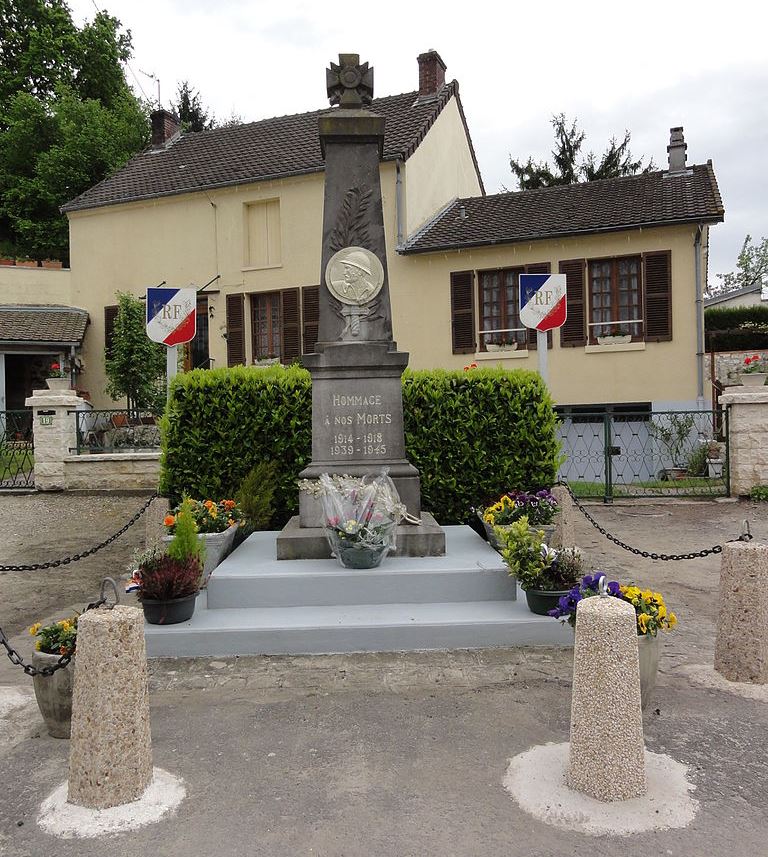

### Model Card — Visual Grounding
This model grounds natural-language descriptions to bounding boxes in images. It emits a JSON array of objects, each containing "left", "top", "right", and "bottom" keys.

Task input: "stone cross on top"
[{"left": 326, "top": 54, "right": 374, "bottom": 108}]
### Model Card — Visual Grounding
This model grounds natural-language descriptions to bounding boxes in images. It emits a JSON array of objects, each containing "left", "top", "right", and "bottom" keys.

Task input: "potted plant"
[
  {"left": 486, "top": 337, "right": 518, "bottom": 352},
  {"left": 548, "top": 573, "right": 678, "bottom": 708},
  {"left": 479, "top": 489, "right": 559, "bottom": 551},
  {"left": 15, "top": 256, "right": 37, "bottom": 268},
  {"left": 650, "top": 413, "right": 695, "bottom": 479},
  {"left": 131, "top": 498, "right": 203, "bottom": 624},
  {"left": 28, "top": 614, "right": 78, "bottom": 738},
  {"left": 739, "top": 354, "right": 768, "bottom": 387},
  {"left": 494, "top": 517, "right": 582, "bottom": 614},
  {"left": 163, "top": 498, "right": 242, "bottom": 584},
  {"left": 45, "top": 361, "right": 71, "bottom": 391},
  {"left": 596, "top": 324, "right": 632, "bottom": 345},
  {"left": 705, "top": 440, "right": 724, "bottom": 478}
]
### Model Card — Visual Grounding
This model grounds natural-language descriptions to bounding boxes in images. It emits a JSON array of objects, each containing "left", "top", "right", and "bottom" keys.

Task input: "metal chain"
[
  {"left": 0, "top": 577, "right": 121, "bottom": 677},
  {"left": 0, "top": 493, "right": 158, "bottom": 573},
  {"left": 557, "top": 481, "right": 753, "bottom": 561}
]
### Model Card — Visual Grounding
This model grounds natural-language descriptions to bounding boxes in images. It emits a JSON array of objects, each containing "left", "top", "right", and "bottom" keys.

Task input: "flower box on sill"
[
  {"left": 486, "top": 342, "right": 518, "bottom": 352},
  {"left": 596, "top": 334, "right": 632, "bottom": 346}
]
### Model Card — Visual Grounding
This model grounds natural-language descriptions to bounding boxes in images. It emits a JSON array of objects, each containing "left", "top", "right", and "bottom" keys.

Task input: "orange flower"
[
  {"left": 204, "top": 500, "right": 215, "bottom": 509},
  {"left": 163, "top": 514, "right": 176, "bottom": 527},
  {"left": 223, "top": 499, "right": 236, "bottom": 510}
]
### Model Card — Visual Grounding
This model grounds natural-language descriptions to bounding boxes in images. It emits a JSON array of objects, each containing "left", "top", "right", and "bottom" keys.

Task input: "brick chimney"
[
  {"left": 667, "top": 126, "right": 688, "bottom": 174},
  {"left": 151, "top": 108, "right": 180, "bottom": 148},
  {"left": 417, "top": 50, "right": 447, "bottom": 97}
]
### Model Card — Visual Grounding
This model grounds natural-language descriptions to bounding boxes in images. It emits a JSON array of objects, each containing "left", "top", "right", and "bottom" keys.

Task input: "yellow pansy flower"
[
  {"left": 29, "top": 623, "right": 41, "bottom": 636},
  {"left": 668, "top": 612, "right": 678, "bottom": 629},
  {"left": 638, "top": 613, "right": 650, "bottom": 633}
]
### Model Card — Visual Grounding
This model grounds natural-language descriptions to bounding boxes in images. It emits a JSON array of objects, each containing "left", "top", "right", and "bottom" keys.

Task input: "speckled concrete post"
[
  {"left": 67, "top": 606, "right": 152, "bottom": 809},
  {"left": 550, "top": 486, "right": 575, "bottom": 549},
  {"left": 567, "top": 595, "right": 647, "bottom": 801},
  {"left": 145, "top": 496, "right": 170, "bottom": 549},
  {"left": 714, "top": 541, "right": 768, "bottom": 684}
]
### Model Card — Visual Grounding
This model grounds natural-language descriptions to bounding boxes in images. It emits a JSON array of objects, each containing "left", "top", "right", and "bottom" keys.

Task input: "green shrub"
[
  {"left": 750, "top": 485, "right": 768, "bottom": 502},
  {"left": 236, "top": 460, "right": 279, "bottom": 531},
  {"left": 705, "top": 305, "right": 768, "bottom": 330},
  {"left": 161, "top": 364, "right": 560, "bottom": 525}
]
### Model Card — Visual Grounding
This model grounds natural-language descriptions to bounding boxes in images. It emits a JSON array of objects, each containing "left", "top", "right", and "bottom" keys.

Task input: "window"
[
  {"left": 104, "top": 305, "right": 118, "bottom": 359},
  {"left": 248, "top": 289, "right": 301, "bottom": 364},
  {"left": 245, "top": 199, "right": 281, "bottom": 268},
  {"left": 478, "top": 269, "right": 528, "bottom": 349},
  {"left": 588, "top": 256, "right": 643, "bottom": 341}
]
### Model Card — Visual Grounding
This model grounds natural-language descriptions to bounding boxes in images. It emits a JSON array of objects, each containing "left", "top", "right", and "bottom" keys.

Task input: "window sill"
[
  {"left": 584, "top": 342, "right": 647, "bottom": 354},
  {"left": 242, "top": 263, "right": 282, "bottom": 272},
  {"left": 474, "top": 349, "right": 529, "bottom": 361}
]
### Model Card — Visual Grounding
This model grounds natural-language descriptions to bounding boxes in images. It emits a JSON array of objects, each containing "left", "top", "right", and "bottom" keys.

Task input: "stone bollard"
[
  {"left": 567, "top": 593, "right": 647, "bottom": 801},
  {"left": 145, "top": 495, "right": 171, "bottom": 550},
  {"left": 551, "top": 485, "right": 576, "bottom": 549},
  {"left": 67, "top": 606, "right": 153, "bottom": 809},
  {"left": 714, "top": 541, "right": 768, "bottom": 684}
]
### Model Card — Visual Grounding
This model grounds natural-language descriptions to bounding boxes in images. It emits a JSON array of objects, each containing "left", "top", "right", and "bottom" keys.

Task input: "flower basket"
[
  {"left": 32, "top": 651, "right": 74, "bottom": 738},
  {"left": 327, "top": 531, "right": 390, "bottom": 569},
  {"left": 45, "top": 377, "right": 71, "bottom": 391},
  {"left": 162, "top": 524, "right": 238, "bottom": 584},
  {"left": 740, "top": 372, "right": 767, "bottom": 387},
  {"left": 142, "top": 592, "right": 198, "bottom": 625},
  {"left": 597, "top": 334, "right": 632, "bottom": 345}
]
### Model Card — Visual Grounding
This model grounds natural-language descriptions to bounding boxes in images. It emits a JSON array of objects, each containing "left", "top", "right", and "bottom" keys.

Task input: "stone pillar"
[
  {"left": 68, "top": 606, "right": 153, "bottom": 809},
  {"left": 550, "top": 485, "right": 575, "bottom": 549},
  {"left": 567, "top": 595, "right": 647, "bottom": 801},
  {"left": 719, "top": 388, "right": 768, "bottom": 496},
  {"left": 145, "top": 495, "right": 171, "bottom": 549},
  {"left": 714, "top": 541, "right": 768, "bottom": 684},
  {"left": 24, "top": 388, "right": 85, "bottom": 490}
]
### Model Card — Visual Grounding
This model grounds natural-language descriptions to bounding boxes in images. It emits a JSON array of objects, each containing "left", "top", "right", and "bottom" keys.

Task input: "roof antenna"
[{"left": 139, "top": 69, "right": 161, "bottom": 108}]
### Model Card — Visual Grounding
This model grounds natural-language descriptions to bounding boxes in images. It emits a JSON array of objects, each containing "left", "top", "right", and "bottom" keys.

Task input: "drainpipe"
[
  {"left": 694, "top": 224, "right": 705, "bottom": 408},
  {"left": 395, "top": 159, "right": 404, "bottom": 247},
  {"left": 69, "top": 344, "right": 76, "bottom": 390}
]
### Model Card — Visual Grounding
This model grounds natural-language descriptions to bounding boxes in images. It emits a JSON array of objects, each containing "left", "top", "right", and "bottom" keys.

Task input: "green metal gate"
[
  {"left": 0, "top": 410, "right": 34, "bottom": 489},
  {"left": 556, "top": 408, "right": 728, "bottom": 501}
]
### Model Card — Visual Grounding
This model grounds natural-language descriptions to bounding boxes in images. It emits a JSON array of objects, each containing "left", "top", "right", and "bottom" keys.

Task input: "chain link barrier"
[
  {"left": 0, "top": 493, "right": 157, "bottom": 573},
  {"left": 1, "top": 578, "right": 120, "bottom": 677},
  {"left": 558, "top": 480, "right": 753, "bottom": 561}
]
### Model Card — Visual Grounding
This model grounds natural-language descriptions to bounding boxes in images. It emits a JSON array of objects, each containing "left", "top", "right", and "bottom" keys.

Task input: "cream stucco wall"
[
  {"left": 387, "top": 224, "right": 707, "bottom": 408},
  {"left": 0, "top": 266, "right": 73, "bottom": 306},
  {"left": 403, "top": 97, "right": 482, "bottom": 236}
]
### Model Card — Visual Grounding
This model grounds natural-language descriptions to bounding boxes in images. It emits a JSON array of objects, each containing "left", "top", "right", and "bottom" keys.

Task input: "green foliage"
[
  {"left": 105, "top": 292, "right": 166, "bottom": 412},
  {"left": 0, "top": 2, "right": 148, "bottom": 261},
  {"left": 161, "top": 364, "right": 560, "bottom": 526},
  {"left": 171, "top": 81, "right": 215, "bottom": 132},
  {"left": 167, "top": 497, "right": 204, "bottom": 564},
  {"left": 509, "top": 114, "right": 653, "bottom": 190},
  {"left": 704, "top": 304, "right": 768, "bottom": 352},
  {"left": 749, "top": 485, "right": 768, "bottom": 502},
  {"left": 236, "top": 460, "right": 279, "bottom": 531},
  {"left": 686, "top": 443, "right": 709, "bottom": 477},
  {"left": 649, "top": 413, "right": 695, "bottom": 468},
  {"left": 708, "top": 235, "right": 768, "bottom": 298},
  {"left": 495, "top": 517, "right": 550, "bottom": 590}
]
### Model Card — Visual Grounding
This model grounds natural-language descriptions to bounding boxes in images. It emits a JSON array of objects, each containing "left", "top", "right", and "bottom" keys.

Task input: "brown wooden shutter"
[
  {"left": 450, "top": 271, "right": 475, "bottom": 354},
  {"left": 559, "top": 259, "right": 587, "bottom": 347},
  {"left": 280, "top": 288, "right": 301, "bottom": 363},
  {"left": 104, "top": 305, "right": 118, "bottom": 360},
  {"left": 302, "top": 285, "right": 319, "bottom": 355},
  {"left": 524, "top": 262, "right": 552, "bottom": 349},
  {"left": 644, "top": 251, "right": 672, "bottom": 342},
  {"left": 226, "top": 293, "right": 245, "bottom": 366}
]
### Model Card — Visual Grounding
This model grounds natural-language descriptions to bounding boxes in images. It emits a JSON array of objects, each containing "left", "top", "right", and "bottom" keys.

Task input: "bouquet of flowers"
[
  {"left": 304, "top": 471, "right": 406, "bottom": 569},
  {"left": 548, "top": 573, "right": 678, "bottom": 636},
  {"left": 29, "top": 614, "right": 79, "bottom": 656},
  {"left": 164, "top": 498, "right": 242, "bottom": 534}
]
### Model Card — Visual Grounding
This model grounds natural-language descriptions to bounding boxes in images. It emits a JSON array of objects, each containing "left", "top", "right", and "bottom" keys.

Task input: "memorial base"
[{"left": 277, "top": 512, "right": 445, "bottom": 560}]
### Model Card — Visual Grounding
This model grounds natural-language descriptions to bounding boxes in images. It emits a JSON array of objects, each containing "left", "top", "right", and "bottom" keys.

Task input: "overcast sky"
[{"left": 70, "top": 0, "right": 768, "bottom": 284}]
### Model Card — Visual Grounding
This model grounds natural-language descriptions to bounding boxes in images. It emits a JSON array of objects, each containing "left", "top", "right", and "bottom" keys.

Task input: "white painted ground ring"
[
  {"left": 503, "top": 742, "right": 698, "bottom": 836},
  {"left": 37, "top": 767, "right": 185, "bottom": 839}
]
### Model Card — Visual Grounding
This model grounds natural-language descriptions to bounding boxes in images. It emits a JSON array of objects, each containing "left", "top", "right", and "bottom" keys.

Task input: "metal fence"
[
  {"left": 556, "top": 409, "right": 728, "bottom": 501},
  {"left": 74, "top": 409, "right": 162, "bottom": 454},
  {"left": 0, "top": 410, "right": 34, "bottom": 489}
]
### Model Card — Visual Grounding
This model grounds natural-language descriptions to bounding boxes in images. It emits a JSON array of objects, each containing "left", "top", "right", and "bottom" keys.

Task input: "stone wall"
[
  {"left": 63, "top": 453, "right": 160, "bottom": 491},
  {"left": 719, "top": 389, "right": 768, "bottom": 495},
  {"left": 709, "top": 349, "right": 768, "bottom": 386}
]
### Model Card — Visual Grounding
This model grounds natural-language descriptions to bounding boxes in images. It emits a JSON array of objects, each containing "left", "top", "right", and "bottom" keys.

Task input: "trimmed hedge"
[
  {"left": 705, "top": 305, "right": 768, "bottom": 351},
  {"left": 160, "top": 364, "right": 560, "bottom": 525},
  {"left": 705, "top": 305, "right": 768, "bottom": 330}
]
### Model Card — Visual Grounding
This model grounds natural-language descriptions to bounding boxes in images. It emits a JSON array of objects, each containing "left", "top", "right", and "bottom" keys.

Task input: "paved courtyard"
[{"left": 0, "top": 492, "right": 766, "bottom": 856}]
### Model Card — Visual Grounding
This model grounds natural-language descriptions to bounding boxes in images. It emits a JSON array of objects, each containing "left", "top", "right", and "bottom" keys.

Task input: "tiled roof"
[
  {"left": 63, "top": 83, "right": 480, "bottom": 212},
  {"left": 402, "top": 163, "right": 724, "bottom": 254},
  {"left": 0, "top": 306, "right": 89, "bottom": 343}
]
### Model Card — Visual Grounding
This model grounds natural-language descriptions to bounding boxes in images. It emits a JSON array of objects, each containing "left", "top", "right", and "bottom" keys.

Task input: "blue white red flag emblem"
[
  {"left": 519, "top": 274, "right": 567, "bottom": 332},
  {"left": 146, "top": 287, "right": 197, "bottom": 346}
]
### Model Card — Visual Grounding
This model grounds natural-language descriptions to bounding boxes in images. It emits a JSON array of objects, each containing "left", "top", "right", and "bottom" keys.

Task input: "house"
[
  {"left": 705, "top": 283, "right": 767, "bottom": 310},
  {"left": 54, "top": 50, "right": 723, "bottom": 419}
]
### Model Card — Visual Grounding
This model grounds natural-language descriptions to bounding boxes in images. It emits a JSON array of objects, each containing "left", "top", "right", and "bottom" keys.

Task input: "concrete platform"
[{"left": 143, "top": 526, "right": 573, "bottom": 657}]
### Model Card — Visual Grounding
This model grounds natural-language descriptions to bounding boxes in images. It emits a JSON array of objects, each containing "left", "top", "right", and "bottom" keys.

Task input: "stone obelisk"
[{"left": 277, "top": 53, "right": 444, "bottom": 559}]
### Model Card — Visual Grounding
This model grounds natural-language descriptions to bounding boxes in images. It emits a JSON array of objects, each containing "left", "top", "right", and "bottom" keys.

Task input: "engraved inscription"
[{"left": 325, "top": 389, "right": 393, "bottom": 459}]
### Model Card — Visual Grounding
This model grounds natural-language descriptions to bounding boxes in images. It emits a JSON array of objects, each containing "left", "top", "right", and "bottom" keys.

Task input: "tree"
[
  {"left": 171, "top": 81, "right": 214, "bottom": 132},
  {"left": 509, "top": 114, "right": 654, "bottom": 190},
  {"left": 707, "top": 235, "right": 768, "bottom": 299},
  {"left": 105, "top": 292, "right": 166, "bottom": 414},
  {"left": 0, "top": 1, "right": 148, "bottom": 261}
]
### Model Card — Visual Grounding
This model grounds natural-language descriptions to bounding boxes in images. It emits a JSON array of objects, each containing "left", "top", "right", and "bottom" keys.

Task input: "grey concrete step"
[
  {"left": 207, "top": 527, "right": 515, "bottom": 608},
  {"left": 144, "top": 596, "right": 573, "bottom": 657}
]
